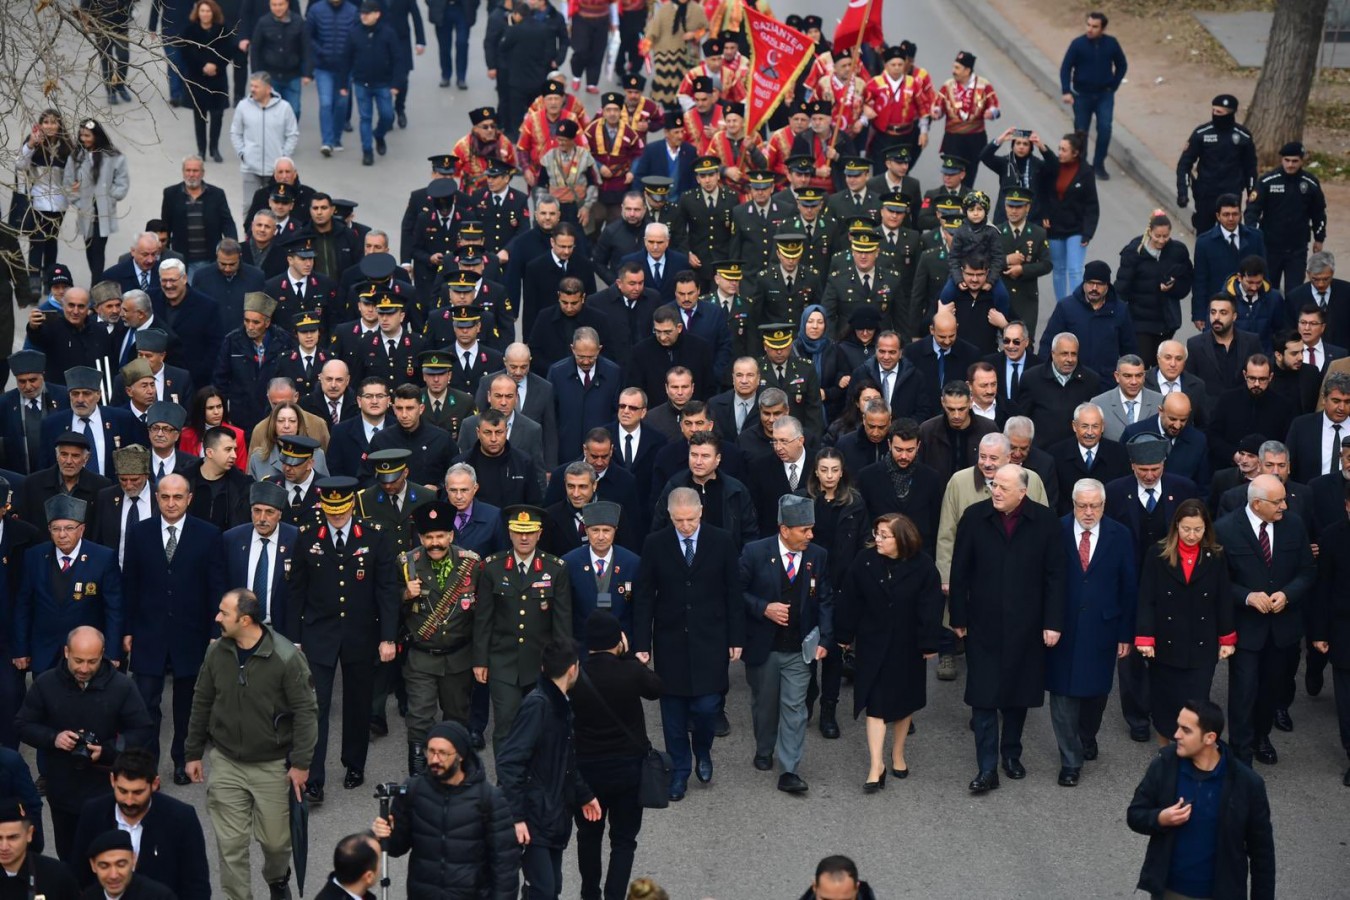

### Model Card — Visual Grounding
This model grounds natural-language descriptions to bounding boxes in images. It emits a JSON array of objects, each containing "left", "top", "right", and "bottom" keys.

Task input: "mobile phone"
[{"left": 1013, "top": 129, "right": 1032, "bottom": 139}]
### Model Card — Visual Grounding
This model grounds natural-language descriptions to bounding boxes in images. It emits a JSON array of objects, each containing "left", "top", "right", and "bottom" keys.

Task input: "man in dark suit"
[
  {"left": 90, "top": 445, "right": 156, "bottom": 568},
  {"left": 1287, "top": 251, "right": 1350, "bottom": 348},
  {"left": 70, "top": 748, "right": 211, "bottom": 898},
  {"left": 1209, "top": 355, "right": 1296, "bottom": 471},
  {"left": 1214, "top": 475, "right": 1316, "bottom": 766},
  {"left": 1185, "top": 296, "right": 1263, "bottom": 407},
  {"left": 1015, "top": 332, "right": 1103, "bottom": 450},
  {"left": 632, "top": 488, "right": 743, "bottom": 800},
  {"left": 520, "top": 223, "right": 595, "bottom": 338},
  {"left": 13, "top": 494, "right": 124, "bottom": 675},
  {"left": 588, "top": 262, "right": 661, "bottom": 370},
  {"left": 1048, "top": 403, "right": 1129, "bottom": 515},
  {"left": 608, "top": 387, "right": 668, "bottom": 524},
  {"left": 121, "top": 475, "right": 225, "bottom": 781},
  {"left": 525, "top": 278, "right": 613, "bottom": 376},
  {"left": 837, "top": 400, "right": 892, "bottom": 476},
  {"left": 1295, "top": 302, "right": 1347, "bottom": 375},
  {"left": 561, "top": 500, "right": 641, "bottom": 643},
  {"left": 1121, "top": 391, "right": 1212, "bottom": 490},
  {"left": 738, "top": 495, "right": 832, "bottom": 793},
  {"left": 1144, "top": 338, "right": 1210, "bottom": 426},
  {"left": 917, "top": 381, "right": 999, "bottom": 482},
  {"left": 441, "top": 306, "right": 505, "bottom": 395},
  {"left": 154, "top": 260, "right": 225, "bottom": 389},
  {"left": 0, "top": 478, "right": 39, "bottom": 748},
  {"left": 325, "top": 376, "right": 395, "bottom": 480},
  {"left": 592, "top": 192, "right": 647, "bottom": 284},
  {"left": 619, "top": 222, "right": 690, "bottom": 304},
  {"left": 1285, "top": 370, "right": 1350, "bottom": 484},
  {"left": 630, "top": 115, "right": 697, "bottom": 201},
  {"left": 672, "top": 270, "right": 735, "bottom": 384},
  {"left": 547, "top": 329, "right": 622, "bottom": 459},
  {"left": 15, "top": 432, "right": 110, "bottom": 531},
  {"left": 1006, "top": 415, "right": 1061, "bottom": 512},
  {"left": 1105, "top": 434, "right": 1202, "bottom": 742},
  {"left": 101, "top": 232, "right": 164, "bottom": 294},
  {"left": 904, "top": 312, "right": 982, "bottom": 415},
  {"left": 1191, "top": 196, "right": 1267, "bottom": 328},
  {"left": 39, "top": 367, "right": 148, "bottom": 479},
  {"left": 160, "top": 159, "right": 236, "bottom": 269},
  {"left": 474, "top": 344, "right": 559, "bottom": 469},
  {"left": 0, "top": 350, "right": 69, "bottom": 475},
  {"left": 190, "top": 243, "right": 267, "bottom": 335},
  {"left": 624, "top": 308, "right": 716, "bottom": 405},
  {"left": 745, "top": 416, "right": 811, "bottom": 536},
  {"left": 855, "top": 418, "right": 944, "bottom": 556},
  {"left": 442, "top": 462, "right": 508, "bottom": 558},
  {"left": 223, "top": 482, "right": 297, "bottom": 638},
  {"left": 850, "top": 332, "right": 932, "bottom": 422},
  {"left": 24, "top": 288, "right": 116, "bottom": 385},
  {"left": 707, "top": 357, "right": 762, "bottom": 440},
  {"left": 113, "top": 328, "right": 195, "bottom": 410},
  {"left": 540, "top": 429, "right": 640, "bottom": 514}
]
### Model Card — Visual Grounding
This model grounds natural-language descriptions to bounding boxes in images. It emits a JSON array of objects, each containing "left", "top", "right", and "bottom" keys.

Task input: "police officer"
[
  {"left": 400, "top": 156, "right": 458, "bottom": 262},
  {"left": 401, "top": 499, "right": 482, "bottom": 775},
  {"left": 472, "top": 504, "right": 574, "bottom": 747},
  {"left": 424, "top": 272, "right": 509, "bottom": 357},
  {"left": 1176, "top": 94, "right": 1258, "bottom": 233},
  {"left": 0, "top": 798, "right": 79, "bottom": 900},
  {"left": 443, "top": 305, "right": 504, "bottom": 395},
  {"left": 759, "top": 323, "right": 825, "bottom": 438},
  {"left": 415, "top": 347, "right": 476, "bottom": 440},
  {"left": 997, "top": 187, "right": 1053, "bottom": 334},
  {"left": 411, "top": 180, "right": 465, "bottom": 304},
  {"left": 265, "top": 235, "right": 341, "bottom": 327},
  {"left": 287, "top": 477, "right": 400, "bottom": 800},
  {"left": 1245, "top": 141, "right": 1327, "bottom": 293}
]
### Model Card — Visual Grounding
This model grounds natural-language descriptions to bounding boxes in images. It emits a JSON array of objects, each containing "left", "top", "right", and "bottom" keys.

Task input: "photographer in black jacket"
[{"left": 372, "top": 720, "right": 517, "bottom": 900}]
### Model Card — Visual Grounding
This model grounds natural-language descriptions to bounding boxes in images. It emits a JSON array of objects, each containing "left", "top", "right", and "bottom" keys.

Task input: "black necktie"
[
  {"left": 624, "top": 433, "right": 633, "bottom": 465},
  {"left": 494, "top": 195, "right": 502, "bottom": 208},
  {"left": 335, "top": 529, "right": 346, "bottom": 553},
  {"left": 392, "top": 493, "right": 401, "bottom": 513},
  {"left": 81, "top": 417, "right": 99, "bottom": 473},
  {"left": 292, "top": 485, "right": 303, "bottom": 508},
  {"left": 24, "top": 400, "right": 41, "bottom": 469},
  {"left": 126, "top": 495, "right": 140, "bottom": 528},
  {"left": 253, "top": 537, "right": 271, "bottom": 618},
  {"left": 1333, "top": 424, "right": 1343, "bottom": 475},
  {"left": 304, "top": 356, "right": 314, "bottom": 379},
  {"left": 684, "top": 538, "right": 694, "bottom": 565},
  {"left": 433, "top": 399, "right": 443, "bottom": 415},
  {"left": 1229, "top": 232, "right": 1238, "bottom": 251},
  {"left": 1010, "top": 362, "right": 1021, "bottom": 397},
  {"left": 387, "top": 339, "right": 397, "bottom": 358}
]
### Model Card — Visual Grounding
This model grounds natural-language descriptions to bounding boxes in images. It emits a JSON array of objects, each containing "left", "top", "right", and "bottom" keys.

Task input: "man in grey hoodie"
[{"left": 231, "top": 74, "right": 301, "bottom": 200}]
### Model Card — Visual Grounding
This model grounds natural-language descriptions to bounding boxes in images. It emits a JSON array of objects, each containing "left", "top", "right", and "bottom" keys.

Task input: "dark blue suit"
[
  {"left": 675, "top": 300, "right": 734, "bottom": 384},
  {"left": 547, "top": 357, "right": 622, "bottom": 460},
  {"left": 0, "top": 386, "right": 68, "bottom": 474},
  {"left": 1191, "top": 224, "right": 1267, "bottom": 324},
  {"left": 0, "top": 519, "right": 39, "bottom": 748},
  {"left": 224, "top": 521, "right": 299, "bottom": 638},
  {"left": 1121, "top": 416, "right": 1213, "bottom": 490},
  {"left": 39, "top": 405, "right": 148, "bottom": 478},
  {"left": 326, "top": 414, "right": 392, "bottom": 480},
  {"left": 14, "top": 539, "right": 124, "bottom": 672},
  {"left": 156, "top": 288, "right": 225, "bottom": 388},
  {"left": 71, "top": 790, "right": 210, "bottom": 899},
  {"left": 563, "top": 545, "right": 641, "bottom": 642},
  {"left": 122, "top": 515, "right": 225, "bottom": 766},
  {"left": 100, "top": 257, "right": 158, "bottom": 293},
  {"left": 631, "top": 140, "right": 697, "bottom": 201},
  {"left": 449, "top": 500, "right": 508, "bottom": 557},
  {"left": 619, "top": 249, "right": 690, "bottom": 304}
]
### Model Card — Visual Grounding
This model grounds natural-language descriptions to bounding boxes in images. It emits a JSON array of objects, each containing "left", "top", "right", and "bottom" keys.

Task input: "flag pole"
[{"left": 830, "top": 0, "right": 878, "bottom": 151}]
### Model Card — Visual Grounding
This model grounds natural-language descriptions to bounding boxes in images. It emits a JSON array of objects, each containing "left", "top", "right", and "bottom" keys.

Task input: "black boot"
[
  {"left": 819, "top": 700, "right": 840, "bottom": 739},
  {"left": 408, "top": 743, "right": 427, "bottom": 777}
]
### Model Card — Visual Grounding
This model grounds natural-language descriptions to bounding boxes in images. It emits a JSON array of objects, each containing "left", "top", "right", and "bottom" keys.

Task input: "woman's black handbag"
[{"left": 579, "top": 668, "right": 672, "bottom": 809}]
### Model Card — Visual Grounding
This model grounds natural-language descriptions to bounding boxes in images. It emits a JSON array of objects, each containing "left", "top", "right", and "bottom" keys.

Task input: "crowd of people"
[{"left": 0, "top": 0, "right": 1337, "bottom": 898}]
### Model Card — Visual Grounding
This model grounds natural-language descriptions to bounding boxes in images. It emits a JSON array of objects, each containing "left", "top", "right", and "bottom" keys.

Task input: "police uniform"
[
  {"left": 274, "top": 311, "right": 334, "bottom": 397},
  {"left": 401, "top": 500, "right": 483, "bottom": 774},
  {"left": 330, "top": 310, "right": 384, "bottom": 369},
  {"left": 286, "top": 478, "right": 400, "bottom": 795},
  {"left": 441, "top": 305, "right": 505, "bottom": 394},
  {"left": 472, "top": 505, "right": 573, "bottom": 745},
  {"left": 1245, "top": 141, "right": 1327, "bottom": 292},
  {"left": 729, "top": 171, "right": 794, "bottom": 276},
  {"left": 400, "top": 156, "right": 457, "bottom": 262},
  {"left": 672, "top": 155, "right": 738, "bottom": 287},
  {"left": 821, "top": 230, "right": 906, "bottom": 338},
  {"left": 354, "top": 294, "right": 427, "bottom": 388},
  {"left": 750, "top": 234, "right": 821, "bottom": 338},
  {"left": 997, "top": 188, "right": 1053, "bottom": 335},
  {"left": 759, "top": 324, "right": 825, "bottom": 437},
  {"left": 917, "top": 155, "right": 968, "bottom": 233},
  {"left": 1176, "top": 94, "right": 1258, "bottom": 233},
  {"left": 415, "top": 348, "right": 476, "bottom": 442}
]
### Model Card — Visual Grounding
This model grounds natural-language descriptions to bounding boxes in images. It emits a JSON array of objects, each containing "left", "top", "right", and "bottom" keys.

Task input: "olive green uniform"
[{"left": 403, "top": 544, "right": 483, "bottom": 742}]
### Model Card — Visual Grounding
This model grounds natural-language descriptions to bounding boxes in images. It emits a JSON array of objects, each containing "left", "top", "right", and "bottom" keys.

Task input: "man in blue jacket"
[
  {"left": 342, "top": 1, "right": 404, "bottom": 167},
  {"left": 307, "top": 0, "right": 358, "bottom": 157},
  {"left": 1041, "top": 259, "right": 1138, "bottom": 380},
  {"left": 1058, "top": 12, "right": 1127, "bottom": 179}
]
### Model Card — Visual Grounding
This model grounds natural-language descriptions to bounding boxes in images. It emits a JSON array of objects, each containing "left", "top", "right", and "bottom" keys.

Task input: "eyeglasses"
[
  {"left": 617, "top": 403, "right": 645, "bottom": 411},
  {"left": 148, "top": 424, "right": 179, "bottom": 434},
  {"left": 1002, "top": 337, "right": 1024, "bottom": 345}
]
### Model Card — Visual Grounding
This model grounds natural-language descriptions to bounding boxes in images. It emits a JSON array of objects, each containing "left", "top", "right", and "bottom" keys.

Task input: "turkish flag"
[
  {"left": 833, "top": 0, "right": 886, "bottom": 54},
  {"left": 744, "top": 7, "right": 815, "bottom": 135}
]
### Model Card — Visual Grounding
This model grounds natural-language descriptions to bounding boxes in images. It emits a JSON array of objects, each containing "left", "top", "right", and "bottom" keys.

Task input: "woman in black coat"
[
  {"left": 793, "top": 305, "right": 848, "bottom": 420},
  {"left": 1037, "top": 131, "right": 1100, "bottom": 302},
  {"left": 179, "top": 0, "right": 233, "bottom": 161},
  {"left": 979, "top": 128, "right": 1055, "bottom": 224},
  {"left": 1135, "top": 499, "right": 1236, "bottom": 746},
  {"left": 1115, "top": 211, "right": 1195, "bottom": 367},
  {"left": 837, "top": 513, "right": 943, "bottom": 792}
]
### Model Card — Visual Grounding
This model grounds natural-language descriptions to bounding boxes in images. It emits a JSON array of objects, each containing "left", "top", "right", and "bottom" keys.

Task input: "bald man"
[
  {"left": 905, "top": 310, "right": 983, "bottom": 413},
  {"left": 1120, "top": 390, "right": 1212, "bottom": 489}
]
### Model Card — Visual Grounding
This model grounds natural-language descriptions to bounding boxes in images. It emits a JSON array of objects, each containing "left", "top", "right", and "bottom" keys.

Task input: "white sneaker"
[
  {"left": 320, "top": 145, "right": 332, "bottom": 157},
  {"left": 332, "top": 144, "right": 345, "bottom": 153}
]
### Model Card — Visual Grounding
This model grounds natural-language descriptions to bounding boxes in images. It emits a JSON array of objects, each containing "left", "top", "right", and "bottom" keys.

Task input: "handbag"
[{"left": 578, "top": 667, "right": 672, "bottom": 809}]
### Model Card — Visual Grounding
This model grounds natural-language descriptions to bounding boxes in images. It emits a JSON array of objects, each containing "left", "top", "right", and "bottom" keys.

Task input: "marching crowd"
[{"left": 0, "top": 0, "right": 1339, "bottom": 898}]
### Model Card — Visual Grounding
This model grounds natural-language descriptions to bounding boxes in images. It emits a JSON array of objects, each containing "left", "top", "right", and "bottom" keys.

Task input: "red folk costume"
[
  {"left": 619, "top": 97, "right": 663, "bottom": 145},
  {"left": 677, "top": 62, "right": 746, "bottom": 106},
  {"left": 516, "top": 108, "right": 588, "bottom": 182},
  {"left": 801, "top": 51, "right": 833, "bottom": 98},
  {"left": 821, "top": 71, "right": 867, "bottom": 137},
  {"left": 523, "top": 92, "right": 592, "bottom": 132},
  {"left": 764, "top": 123, "right": 803, "bottom": 178},
  {"left": 863, "top": 71, "right": 929, "bottom": 139},
  {"left": 451, "top": 134, "right": 519, "bottom": 197},
  {"left": 721, "top": 52, "right": 751, "bottom": 102},
  {"left": 799, "top": 131, "right": 835, "bottom": 191},
  {"left": 930, "top": 74, "right": 1000, "bottom": 136},
  {"left": 704, "top": 127, "right": 765, "bottom": 198},
  {"left": 682, "top": 105, "right": 725, "bottom": 154},
  {"left": 585, "top": 117, "right": 644, "bottom": 203}
]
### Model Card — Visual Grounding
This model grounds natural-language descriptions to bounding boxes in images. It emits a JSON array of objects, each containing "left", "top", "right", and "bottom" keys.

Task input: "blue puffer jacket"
[
  {"left": 342, "top": 18, "right": 405, "bottom": 86},
  {"left": 306, "top": 0, "right": 359, "bottom": 72},
  {"left": 1041, "top": 284, "right": 1140, "bottom": 380}
]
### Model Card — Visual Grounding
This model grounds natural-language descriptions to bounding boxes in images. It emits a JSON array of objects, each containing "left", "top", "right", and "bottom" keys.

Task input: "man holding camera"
[
  {"left": 372, "top": 720, "right": 518, "bottom": 900},
  {"left": 15, "top": 626, "right": 153, "bottom": 863}
]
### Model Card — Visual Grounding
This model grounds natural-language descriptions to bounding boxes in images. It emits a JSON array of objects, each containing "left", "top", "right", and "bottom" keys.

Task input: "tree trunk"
[{"left": 1245, "top": 0, "right": 1330, "bottom": 168}]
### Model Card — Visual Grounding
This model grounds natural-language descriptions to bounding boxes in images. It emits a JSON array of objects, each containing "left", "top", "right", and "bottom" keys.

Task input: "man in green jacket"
[{"left": 184, "top": 587, "right": 318, "bottom": 900}]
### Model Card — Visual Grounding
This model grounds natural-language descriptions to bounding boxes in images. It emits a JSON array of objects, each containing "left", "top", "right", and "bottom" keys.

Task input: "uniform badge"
[
  {"left": 1300, "top": 182, "right": 1309, "bottom": 194},
  {"left": 1232, "top": 132, "right": 1241, "bottom": 145},
  {"left": 74, "top": 582, "right": 83, "bottom": 593},
  {"left": 356, "top": 569, "right": 366, "bottom": 580},
  {"left": 540, "top": 598, "right": 550, "bottom": 611},
  {"left": 85, "top": 581, "right": 97, "bottom": 595},
  {"left": 461, "top": 594, "right": 475, "bottom": 610}
]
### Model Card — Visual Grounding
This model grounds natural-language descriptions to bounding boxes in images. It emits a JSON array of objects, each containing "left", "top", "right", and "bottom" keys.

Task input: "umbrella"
[{"left": 289, "top": 788, "right": 309, "bottom": 896}]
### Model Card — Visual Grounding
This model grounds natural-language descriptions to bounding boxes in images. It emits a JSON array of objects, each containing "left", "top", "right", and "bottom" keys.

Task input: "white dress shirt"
[
  {"left": 1136, "top": 481, "right": 1161, "bottom": 508},
  {"left": 1245, "top": 506, "right": 1272, "bottom": 546},
  {"left": 971, "top": 400, "right": 997, "bottom": 421},
  {"left": 1323, "top": 413, "right": 1347, "bottom": 474},
  {"left": 1304, "top": 340, "right": 1327, "bottom": 368},
  {"left": 161, "top": 516, "right": 185, "bottom": 552},
  {"left": 619, "top": 423, "right": 642, "bottom": 463},
  {"left": 246, "top": 529, "right": 280, "bottom": 619},
  {"left": 114, "top": 802, "right": 148, "bottom": 857},
  {"left": 363, "top": 416, "right": 384, "bottom": 443},
  {"left": 118, "top": 484, "right": 153, "bottom": 565},
  {"left": 78, "top": 407, "right": 106, "bottom": 470},
  {"left": 777, "top": 538, "right": 801, "bottom": 576},
  {"left": 1075, "top": 522, "right": 1098, "bottom": 565}
]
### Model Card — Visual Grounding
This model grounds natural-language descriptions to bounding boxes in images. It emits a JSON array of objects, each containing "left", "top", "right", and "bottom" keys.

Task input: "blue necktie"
[
  {"left": 1084, "top": 449, "right": 1094, "bottom": 469},
  {"left": 253, "top": 538, "right": 271, "bottom": 620},
  {"left": 683, "top": 538, "right": 694, "bottom": 565},
  {"left": 81, "top": 417, "right": 99, "bottom": 473},
  {"left": 1145, "top": 488, "right": 1156, "bottom": 513},
  {"left": 937, "top": 350, "right": 947, "bottom": 387}
]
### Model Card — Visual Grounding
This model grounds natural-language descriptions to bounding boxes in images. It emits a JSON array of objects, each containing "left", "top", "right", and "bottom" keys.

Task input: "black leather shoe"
[
  {"left": 1308, "top": 669, "right": 1325, "bottom": 697},
  {"left": 1254, "top": 737, "right": 1278, "bottom": 765},
  {"left": 1001, "top": 758, "right": 1026, "bottom": 780},
  {"left": 305, "top": 783, "right": 324, "bottom": 804},
  {"left": 1082, "top": 739, "right": 1099, "bottom": 761},
  {"left": 396, "top": 111, "right": 408, "bottom": 129},
  {"left": 668, "top": 778, "right": 687, "bottom": 801},
  {"left": 695, "top": 756, "right": 713, "bottom": 784},
  {"left": 344, "top": 768, "right": 365, "bottom": 789},
  {"left": 34, "top": 777, "right": 45, "bottom": 796},
  {"left": 777, "top": 772, "right": 808, "bottom": 793},
  {"left": 210, "top": 150, "right": 223, "bottom": 163},
  {"left": 1343, "top": 766, "right": 1350, "bottom": 787},
  {"left": 714, "top": 712, "right": 731, "bottom": 737},
  {"left": 968, "top": 770, "right": 1000, "bottom": 794},
  {"left": 470, "top": 730, "right": 486, "bottom": 750},
  {"left": 1057, "top": 767, "right": 1081, "bottom": 787},
  {"left": 1273, "top": 708, "right": 1293, "bottom": 733},
  {"left": 818, "top": 701, "right": 840, "bottom": 739},
  {"left": 268, "top": 877, "right": 292, "bottom": 900},
  {"left": 1129, "top": 725, "right": 1151, "bottom": 742},
  {"left": 375, "top": 137, "right": 387, "bottom": 156},
  {"left": 173, "top": 767, "right": 191, "bottom": 786},
  {"left": 369, "top": 716, "right": 388, "bottom": 737},
  {"left": 362, "top": 152, "right": 374, "bottom": 166},
  {"left": 863, "top": 770, "right": 886, "bottom": 793},
  {"left": 1096, "top": 168, "right": 1111, "bottom": 181},
  {"left": 753, "top": 754, "right": 772, "bottom": 771}
]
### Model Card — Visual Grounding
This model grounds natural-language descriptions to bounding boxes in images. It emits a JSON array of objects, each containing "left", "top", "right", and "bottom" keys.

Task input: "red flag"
[
  {"left": 833, "top": 0, "right": 886, "bottom": 54},
  {"left": 744, "top": 7, "right": 815, "bottom": 135}
]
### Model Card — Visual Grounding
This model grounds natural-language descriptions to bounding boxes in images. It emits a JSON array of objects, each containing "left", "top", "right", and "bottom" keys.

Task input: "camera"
[
  {"left": 70, "top": 730, "right": 99, "bottom": 765},
  {"left": 1013, "top": 129, "right": 1032, "bottom": 139},
  {"left": 373, "top": 781, "right": 408, "bottom": 801}
]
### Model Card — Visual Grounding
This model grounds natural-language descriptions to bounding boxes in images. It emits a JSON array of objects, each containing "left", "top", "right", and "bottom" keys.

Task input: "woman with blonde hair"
[
  {"left": 247, "top": 400, "right": 330, "bottom": 480},
  {"left": 1114, "top": 209, "right": 1194, "bottom": 367}
]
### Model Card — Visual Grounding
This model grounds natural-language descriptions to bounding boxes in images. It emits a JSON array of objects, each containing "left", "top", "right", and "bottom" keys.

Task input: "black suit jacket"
[
  {"left": 1047, "top": 437, "right": 1130, "bottom": 514},
  {"left": 849, "top": 357, "right": 934, "bottom": 422},
  {"left": 161, "top": 182, "right": 236, "bottom": 261},
  {"left": 623, "top": 333, "right": 717, "bottom": 404},
  {"left": 100, "top": 256, "right": 159, "bottom": 293},
  {"left": 618, "top": 248, "right": 690, "bottom": 304},
  {"left": 983, "top": 349, "right": 1044, "bottom": 404},
  {"left": 588, "top": 285, "right": 661, "bottom": 369},
  {"left": 1214, "top": 509, "right": 1317, "bottom": 650},
  {"left": 904, "top": 338, "right": 982, "bottom": 412},
  {"left": 1185, "top": 329, "right": 1263, "bottom": 403},
  {"left": 1014, "top": 363, "right": 1102, "bottom": 449},
  {"left": 522, "top": 252, "right": 597, "bottom": 333},
  {"left": 1144, "top": 368, "right": 1211, "bottom": 426},
  {"left": 1285, "top": 279, "right": 1350, "bottom": 349},
  {"left": 0, "top": 386, "right": 69, "bottom": 474},
  {"left": 1285, "top": 411, "right": 1340, "bottom": 485},
  {"left": 607, "top": 422, "right": 667, "bottom": 517},
  {"left": 706, "top": 388, "right": 759, "bottom": 440},
  {"left": 71, "top": 791, "right": 211, "bottom": 898},
  {"left": 1104, "top": 473, "right": 1201, "bottom": 563}
]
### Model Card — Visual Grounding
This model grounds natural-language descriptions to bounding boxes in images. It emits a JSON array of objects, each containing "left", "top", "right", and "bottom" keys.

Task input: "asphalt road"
[{"left": 9, "top": 1, "right": 1350, "bottom": 897}]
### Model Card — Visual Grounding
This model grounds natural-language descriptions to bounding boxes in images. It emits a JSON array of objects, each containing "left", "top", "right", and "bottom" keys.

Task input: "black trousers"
[
  {"left": 0, "top": 663, "right": 25, "bottom": 749},
  {"left": 1277, "top": 635, "right": 1329, "bottom": 708},
  {"left": 1117, "top": 651, "right": 1152, "bottom": 731},
  {"left": 971, "top": 706, "right": 1027, "bottom": 773},
  {"left": 133, "top": 672, "right": 197, "bottom": 765},
  {"left": 615, "top": 10, "right": 645, "bottom": 77},
  {"left": 310, "top": 656, "right": 376, "bottom": 785},
  {"left": 1334, "top": 667, "right": 1350, "bottom": 759},
  {"left": 805, "top": 651, "right": 842, "bottom": 708},
  {"left": 522, "top": 844, "right": 565, "bottom": 900},
  {"left": 1228, "top": 639, "right": 1297, "bottom": 762},
  {"left": 51, "top": 806, "right": 80, "bottom": 862},
  {"left": 569, "top": 16, "right": 609, "bottom": 87},
  {"left": 575, "top": 756, "right": 644, "bottom": 900},
  {"left": 1265, "top": 244, "right": 1308, "bottom": 296}
]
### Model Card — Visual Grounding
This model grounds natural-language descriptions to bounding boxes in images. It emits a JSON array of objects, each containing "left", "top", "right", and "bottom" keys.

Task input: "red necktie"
[
  {"left": 1078, "top": 530, "right": 1091, "bottom": 572},
  {"left": 785, "top": 551, "right": 797, "bottom": 581},
  {"left": 1259, "top": 523, "right": 1272, "bottom": 566}
]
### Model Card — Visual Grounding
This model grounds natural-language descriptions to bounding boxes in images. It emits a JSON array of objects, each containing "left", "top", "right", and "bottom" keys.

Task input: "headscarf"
[{"left": 793, "top": 304, "right": 830, "bottom": 379}]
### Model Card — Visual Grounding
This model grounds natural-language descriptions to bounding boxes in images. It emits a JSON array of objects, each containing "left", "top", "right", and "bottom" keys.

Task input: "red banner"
[
  {"left": 833, "top": 0, "right": 886, "bottom": 55},
  {"left": 744, "top": 7, "right": 815, "bottom": 136}
]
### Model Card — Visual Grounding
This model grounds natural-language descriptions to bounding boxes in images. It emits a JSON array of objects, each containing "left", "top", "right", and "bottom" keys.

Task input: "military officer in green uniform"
[
  {"left": 758, "top": 323, "right": 825, "bottom": 438},
  {"left": 920, "top": 196, "right": 963, "bottom": 250},
  {"left": 772, "top": 155, "right": 815, "bottom": 217},
  {"left": 867, "top": 144, "right": 924, "bottom": 216},
  {"left": 472, "top": 504, "right": 574, "bottom": 747},
  {"left": 672, "top": 155, "right": 738, "bottom": 289},
  {"left": 910, "top": 214, "right": 964, "bottom": 338},
  {"left": 701, "top": 259, "right": 761, "bottom": 366},
  {"left": 779, "top": 186, "right": 834, "bottom": 278},
  {"left": 415, "top": 347, "right": 476, "bottom": 441},
  {"left": 917, "top": 154, "right": 969, "bottom": 232},
  {"left": 996, "top": 187, "right": 1053, "bottom": 336},
  {"left": 876, "top": 192, "right": 924, "bottom": 303},
  {"left": 729, "top": 171, "right": 792, "bottom": 277},
  {"left": 640, "top": 176, "right": 675, "bottom": 227},
  {"left": 826, "top": 215, "right": 881, "bottom": 269},
  {"left": 825, "top": 157, "right": 882, "bottom": 233},
  {"left": 822, "top": 229, "right": 906, "bottom": 338},
  {"left": 750, "top": 233, "right": 821, "bottom": 336},
  {"left": 400, "top": 499, "right": 483, "bottom": 775}
]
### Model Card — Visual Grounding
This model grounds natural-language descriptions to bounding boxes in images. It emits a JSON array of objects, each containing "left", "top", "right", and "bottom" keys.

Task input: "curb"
[{"left": 951, "top": 0, "right": 1184, "bottom": 224}]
